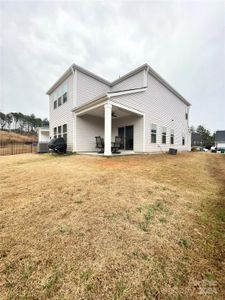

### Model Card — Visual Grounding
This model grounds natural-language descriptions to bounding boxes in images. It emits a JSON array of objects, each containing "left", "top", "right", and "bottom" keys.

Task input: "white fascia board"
[
  {"left": 107, "top": 87, "right": 146, "bottom": 98},
  {"left": 75, "top": 100, "right": 108, "bottom": 116}
]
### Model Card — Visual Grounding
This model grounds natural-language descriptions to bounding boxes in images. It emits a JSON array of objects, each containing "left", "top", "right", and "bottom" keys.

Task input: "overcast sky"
[{"left": 0, "top": 0, "right": 224, "bottom": 132}]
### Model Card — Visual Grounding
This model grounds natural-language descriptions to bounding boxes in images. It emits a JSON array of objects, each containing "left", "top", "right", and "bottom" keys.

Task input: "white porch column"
[{"left": 104, "top": 103, "right": 112, "bottom": 156}]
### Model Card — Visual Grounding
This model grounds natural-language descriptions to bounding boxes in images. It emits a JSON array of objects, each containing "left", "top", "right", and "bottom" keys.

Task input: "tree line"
[
  {"left": 0, "top": 112, "right": 49, "bottom": 134},
  {"left": 190, "top": 124, "right": 215, "bottom": 147}
]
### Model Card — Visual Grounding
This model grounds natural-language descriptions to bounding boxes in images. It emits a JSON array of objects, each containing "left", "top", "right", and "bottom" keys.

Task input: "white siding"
[
  {"left": 49, "top": 74, "right": 74, "bottom": 151},
  {"left": 111, "top": 73, "right": 189, "bottom": 152},
  {"left": 77, "top": 71, "right": 109, "bottom": 107},
  {"left": 111, "top": 70, "right": 145, "bottom": 91},
  {"left": 76, "top": 115, "right": 104, "bottom": 152}
]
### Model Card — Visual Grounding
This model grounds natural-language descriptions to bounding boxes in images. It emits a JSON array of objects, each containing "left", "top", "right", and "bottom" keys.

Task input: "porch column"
[{"left": 104, "top": 103, "right": 112, "bottom": 156}]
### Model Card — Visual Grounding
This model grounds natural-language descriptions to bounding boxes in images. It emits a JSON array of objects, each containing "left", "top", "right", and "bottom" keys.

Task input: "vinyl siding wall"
[
  {"left": 111, "top": 70, "right": 145, "bottom": 91},
  {"left": 112, "top": 73, "right": 189, "bottom": 152},
  {"left": 76, "top": 115, "right": 104, "bottom": 152},
  {"left": 76, "top": 71, "right": 109, "bottom": 107},
  {"left": 49, "top": 74, "right": 74, "bottom": 151}
]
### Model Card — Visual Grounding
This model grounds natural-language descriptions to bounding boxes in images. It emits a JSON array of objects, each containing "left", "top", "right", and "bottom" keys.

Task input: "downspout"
[
  {"left": 143, "top": 66, "right": 149, "bottom": 153},
  {"left": 71, "top": 65, "right": 77, "bottom": 152}
]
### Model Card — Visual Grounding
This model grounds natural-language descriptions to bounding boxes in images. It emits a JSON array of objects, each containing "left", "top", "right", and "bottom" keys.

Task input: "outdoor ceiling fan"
[{"left": 112, "top": 112, "right": 118, "bottom": 118}]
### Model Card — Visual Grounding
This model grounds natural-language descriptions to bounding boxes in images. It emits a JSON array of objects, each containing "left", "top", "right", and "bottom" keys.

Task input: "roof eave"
[
  {"left": 46, "top": 66, "right": 73, "bottom": 95},
  {"left": 46, "top": 64, "right": 111, "bottom": 96}
]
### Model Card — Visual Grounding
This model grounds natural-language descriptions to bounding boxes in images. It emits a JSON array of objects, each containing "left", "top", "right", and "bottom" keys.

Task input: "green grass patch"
[{"left": 138, "top": 201, "right": 165, "bottom": 231}]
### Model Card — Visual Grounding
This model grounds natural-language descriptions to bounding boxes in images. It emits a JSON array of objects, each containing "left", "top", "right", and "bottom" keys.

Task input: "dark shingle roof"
[{"left": 215, "top": 130, "right": 225, "bottom": 142}]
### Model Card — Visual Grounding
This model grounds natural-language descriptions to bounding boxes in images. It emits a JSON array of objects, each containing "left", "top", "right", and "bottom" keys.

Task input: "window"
[
  {"left": 151, "top": 124, "right": 157, "bottom": 143},
  {"left": 170, "top": 129, "right": 174, "bottom": 144},
  {"left": 58, "top": 96, "right": 62, "bottom": 107},
  {"left": 185, "top": 113, "right": 188, "bottom": 120},
  {"left": 58, "top": 126, "right": 62, "bottom": 137},
  {"left": 182, "top": 135, "right": 185, "bottom": 145},
  {"left": 63, "top": 124, "right": 67, "bottom": 143},
  {"left": 162, "top": 127, "right": 166, "bottom": 144},
  {"left": 63, "top": 92, "right": 67, "bottom": 103},
  {"left": 54, "top": 127, "right": 57, "bottom": 138},
  {"left": 54, "top": 100, "right": 57, "bottom": 109}
]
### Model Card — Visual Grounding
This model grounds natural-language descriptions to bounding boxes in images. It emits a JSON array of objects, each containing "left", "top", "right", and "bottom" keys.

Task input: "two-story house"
[{"left": 46, "top": 63, "right": 191, "bottom": 155}]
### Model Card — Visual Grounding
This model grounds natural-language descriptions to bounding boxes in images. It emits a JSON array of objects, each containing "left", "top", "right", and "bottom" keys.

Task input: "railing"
[{"left": 0, "top": 141, "right": 37, "bottom": 156}]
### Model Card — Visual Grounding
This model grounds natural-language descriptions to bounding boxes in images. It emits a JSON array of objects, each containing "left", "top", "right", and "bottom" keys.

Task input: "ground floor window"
[
  {"left": 58, "top": 126, "right": 62, "bottom": 138},
  {"left": 63, "top": 124, "right": 67, "bottom": 143},
  {"left": 170, "top": 129, "right": 174, "bottom": 144},
  {"left": 162, "top": 127, "right": 167, "bottom": 144},
  {"left": 53, "top": 124, "right": 67, "bottom": 142},
  {"left": 182, "top": 134, "right": 185, "bottom": 145},
  {"left": 54, "top": 127, "right": 57, "bottom": 139},
  {"left": 151, "top": 124, "right": 157, "bottom": 143}
]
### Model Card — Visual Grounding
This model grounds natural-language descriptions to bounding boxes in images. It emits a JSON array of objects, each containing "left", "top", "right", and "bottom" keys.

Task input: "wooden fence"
[{"left": 0, "top": 141, "right": 37, "bottom": 156}]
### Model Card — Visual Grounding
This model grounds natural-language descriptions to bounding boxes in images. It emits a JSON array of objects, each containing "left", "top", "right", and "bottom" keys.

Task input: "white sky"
[{"left": 0, "top": 0, "right": 225, "bottom": 132}]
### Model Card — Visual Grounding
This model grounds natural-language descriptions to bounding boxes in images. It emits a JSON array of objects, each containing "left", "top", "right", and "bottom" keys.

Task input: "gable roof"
[
  {"left": 46, "top": 63, "right": 190, "bottom": 106},
  {"left": 215, "top": 130, "right": 225, "bottom": 142}
]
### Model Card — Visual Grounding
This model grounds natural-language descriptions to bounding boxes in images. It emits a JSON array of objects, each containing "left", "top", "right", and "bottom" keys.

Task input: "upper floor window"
[
  {"left": 63, "top": 92, "right": 67, "bottom": 104},
  {"left": 162, "top": 127, "right": 167, "bottom": 144},
  {"left": 170, "top": 129, "right": 174, "bottom": 144},
  {"left": 54, "top": 100, "right": 57, "bottom": 109},
  {"left": 185, "top": 113, "right": 188, "bottom": 120},
  {"left": 151, "top": 124, "right": 157, "bottom": 143},
  {"left": 58, "top": 97, "right": 62, "bottom": 107}
]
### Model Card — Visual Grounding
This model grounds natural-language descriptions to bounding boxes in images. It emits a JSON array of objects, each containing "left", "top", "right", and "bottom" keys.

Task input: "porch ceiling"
[{"left": 82, "top": 105, "right": 136, "bottom": 119}]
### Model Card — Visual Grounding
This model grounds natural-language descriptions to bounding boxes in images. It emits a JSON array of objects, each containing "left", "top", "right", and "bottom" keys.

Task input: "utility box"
[{"left": 168, "top": 148, "right": 177, "bottom": 155}]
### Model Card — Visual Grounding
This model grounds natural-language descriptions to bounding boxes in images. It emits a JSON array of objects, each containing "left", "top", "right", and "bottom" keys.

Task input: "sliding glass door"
[{"left": 118, "top": 125, "right": 133, "bottom": 150}]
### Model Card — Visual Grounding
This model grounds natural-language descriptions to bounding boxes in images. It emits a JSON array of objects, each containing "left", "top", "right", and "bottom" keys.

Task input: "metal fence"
[{"left": 0, "top": 141, "right": 37, "bottom": 156}]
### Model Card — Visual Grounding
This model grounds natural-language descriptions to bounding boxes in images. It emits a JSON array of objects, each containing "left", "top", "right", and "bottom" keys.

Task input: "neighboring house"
[
  {"left": 46, "top": 63, "right": 191, "bottom": 155},
  {"left": 215, "top": 130, "right": 225, "bottom": 149},
  {"left": 38, "top": 127, "right": 50, "bottom": 143},
  {"left": 191, "top": 132, "right": 203, "bottom": 147},
  {"left": 37, "top": 127, "right": 50, "bottom": 153}
]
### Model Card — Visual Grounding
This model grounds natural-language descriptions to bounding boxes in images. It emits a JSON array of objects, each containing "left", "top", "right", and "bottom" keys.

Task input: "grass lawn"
[{"left": 0, "top": 152, "right": 224, "bottom": 299}]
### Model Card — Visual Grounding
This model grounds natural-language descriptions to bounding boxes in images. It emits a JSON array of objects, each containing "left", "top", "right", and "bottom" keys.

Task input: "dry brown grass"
[
  {"left": 0, "top": 152, "right": 224, "bottom": 299},
  {"left": 0, "top": 130, "right": 37, "bottom": 142}
]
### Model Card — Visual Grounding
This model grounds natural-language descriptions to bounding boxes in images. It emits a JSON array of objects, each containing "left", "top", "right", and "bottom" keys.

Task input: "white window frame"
[
  {"left": 162, "top": 127, "right": 167, "bottom": 144},
  {"left": 151, "top": 123, "right": 157, "bottom": 143}
]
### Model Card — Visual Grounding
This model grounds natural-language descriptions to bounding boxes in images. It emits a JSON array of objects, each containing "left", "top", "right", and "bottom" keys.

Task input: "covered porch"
[{"left": 73, "top": 98, "right": 145, "bottom": 156}]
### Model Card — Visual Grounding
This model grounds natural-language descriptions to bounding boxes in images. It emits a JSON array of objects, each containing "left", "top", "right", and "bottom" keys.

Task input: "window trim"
[
  {"left": 162, "top": 127, "right": 167, "bottom": 144},
  {"left": 63, "top": 92, "right": 67, "bottom": 104},
  {"left": 54, "top": 100, "right": 57, "bottom": 109},
  {"left": 58, "top": 96, "right": 62, "bottom": 107},
  {"left": 151, "top": 124, "right": 157, "bottom": 144},
  {"left": 170, "top": 129, "right": 174, "bottom": 145},
  {"left": 62, "top": 123, "right": 67, "bottom": 143}
]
